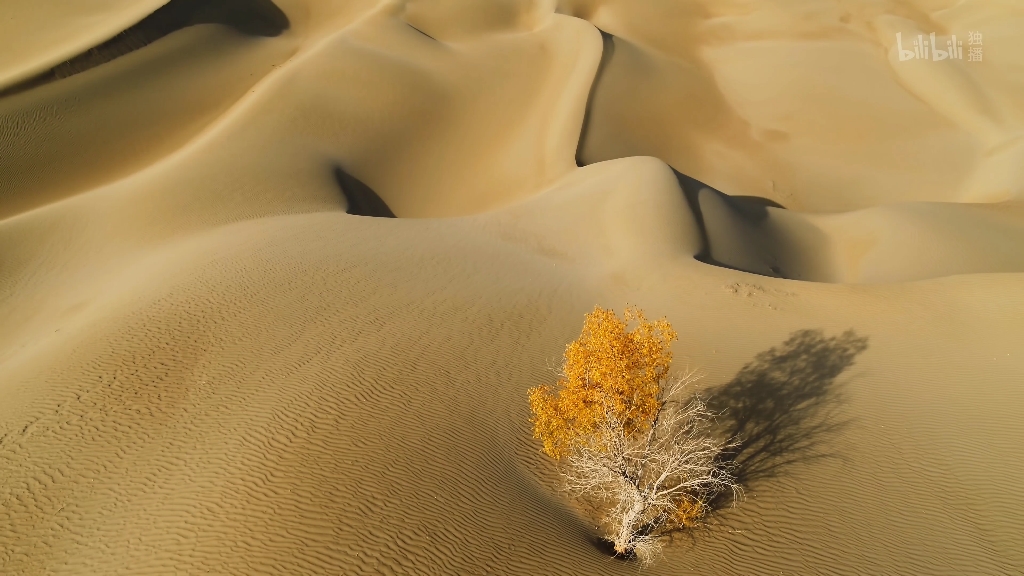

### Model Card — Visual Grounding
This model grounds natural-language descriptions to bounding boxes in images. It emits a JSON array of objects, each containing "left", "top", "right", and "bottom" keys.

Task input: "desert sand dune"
[
  {"left": 2, "top": 0, "right": 1023, "bottom": 574},
  {"left": 0, "top": 0, "right": 290, "bottom": 99},
  {"left": 675, "top": 174, "right": 1024, "bottom": 282},
  {"left": 0, "top": 0, "right": 170, "bottom": 90},
  {"left": 0, "top": 26, "right": 297, "bottom": 220},
  {"left": 572, "top": 0, "right": 1024, "bottom": 210}
]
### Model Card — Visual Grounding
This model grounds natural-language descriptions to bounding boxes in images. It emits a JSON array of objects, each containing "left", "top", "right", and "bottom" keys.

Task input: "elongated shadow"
[
  {"left": 405, "top": 23, "right": 438, "bottom": 42},
  {"left": 0, "top": 0, "right": 289, "bottom": 98},
  {"left": 332, "top": 166, "right": 396, "bottom": 218},
  {"left": 709, "top": 329, "right": 869, "bottom": 490},
  {"left": 575, "top": 29, "right": 615, "bottom": 167}
]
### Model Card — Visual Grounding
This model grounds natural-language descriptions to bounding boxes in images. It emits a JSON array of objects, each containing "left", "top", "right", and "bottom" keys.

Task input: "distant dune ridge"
[
  {"left": 1, "top": 1, "right": 1023, "bottom": 574},
  {"left": 0, "top": 0, "right": 289, "bottom": 99}
]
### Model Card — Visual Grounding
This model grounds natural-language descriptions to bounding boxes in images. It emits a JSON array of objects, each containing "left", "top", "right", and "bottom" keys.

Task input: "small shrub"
[{"left": 529, "top": 306, "right": 739, "bottom": 566}]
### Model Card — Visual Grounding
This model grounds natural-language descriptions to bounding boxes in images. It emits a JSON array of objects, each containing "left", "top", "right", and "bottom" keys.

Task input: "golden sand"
[{"left": 2, "top": 1, "right": 1022, "bottom": 573}]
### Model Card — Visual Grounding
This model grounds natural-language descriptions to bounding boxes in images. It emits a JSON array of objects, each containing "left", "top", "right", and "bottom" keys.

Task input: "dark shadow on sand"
[
  {"left": 709, "top": 329, "right": 869, "bottom": 490},
  {"left": 575, "top": 28, "right": 616, "bottom": 167},
  {"left": 673, "top": 168, "right": 795, "bottom": 278},
  {"left": 405, "top": 23, "right": 439, "bottom": 42},
  {"left": 0, "top": 0, "right": 289, "bottom": 99},
  {"left": 332, "top": 166, "right": 396, "bottom": 218}
]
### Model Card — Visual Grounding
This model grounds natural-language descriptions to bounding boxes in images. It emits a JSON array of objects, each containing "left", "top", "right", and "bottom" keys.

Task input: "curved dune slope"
[
  {"left": 0, "top": 0, "right": 171, "bottom": 90},
  {"left": 678, "top": 175, "right": 1024, "bottom": 283},
  {"left": 0, "top": 215, "right": 616, "bottom": 574},
  {"left": 0, "top": 0, "right": 289, "bottom": 99},
  {"left": 569, "top": 0, "right": 1024, "bottom": 210},
  {"left": 0, "top": 26, "right": 297, "bottom": 220},
  {"left": 2, "top": 1, "right": 1024, "bottom": 575}
]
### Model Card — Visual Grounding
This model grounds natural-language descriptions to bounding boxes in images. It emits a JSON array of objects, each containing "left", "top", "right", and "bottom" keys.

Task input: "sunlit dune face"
[{"left": 6, "top": 0, "right": 1018, "bottom": 283}]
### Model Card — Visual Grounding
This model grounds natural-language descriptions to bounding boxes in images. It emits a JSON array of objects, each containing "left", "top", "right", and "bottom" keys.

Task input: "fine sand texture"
[{"left": 2, "top": 1, "right": 1023, "bottom": 574}]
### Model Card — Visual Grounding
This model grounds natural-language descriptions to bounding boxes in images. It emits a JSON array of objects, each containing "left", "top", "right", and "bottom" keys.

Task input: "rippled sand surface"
[{"left": 2, "top": 1, "right": 1023, "bottom": 574}]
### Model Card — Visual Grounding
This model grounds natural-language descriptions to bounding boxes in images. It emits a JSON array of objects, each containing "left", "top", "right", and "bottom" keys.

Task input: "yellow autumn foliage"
[
  {"left": 528, "top": 306, "right": 678, "bottom": 459},
  {"left": 671, "top": 498, "right": 706, "bottom": 529}
]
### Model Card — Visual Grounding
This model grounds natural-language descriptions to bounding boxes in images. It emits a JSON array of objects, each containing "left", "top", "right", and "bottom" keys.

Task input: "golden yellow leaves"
[
  {"left": 528, "top": 306, "right": 678, "bottom": 459},
  {"left": 671, "top": 498, "right": 706, "bottom": 529}
]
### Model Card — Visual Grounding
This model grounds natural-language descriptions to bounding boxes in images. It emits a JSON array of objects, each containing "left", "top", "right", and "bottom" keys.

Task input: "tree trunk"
[{"left": 613, "top": 499, "right": 647, "bottom": 554}]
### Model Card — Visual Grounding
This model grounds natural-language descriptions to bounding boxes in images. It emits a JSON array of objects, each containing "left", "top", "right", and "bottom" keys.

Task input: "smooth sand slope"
[
  {"left": 0, "top": 0, "right": 171, "bottom": 89},
  {"left": 2, "top": 1, "right": 1023, "bottom": 574}
]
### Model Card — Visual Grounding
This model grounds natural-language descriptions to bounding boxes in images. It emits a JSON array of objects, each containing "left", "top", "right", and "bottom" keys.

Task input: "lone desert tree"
[{"left": 529, "top": 306, "right": 738, "bottom": 565}]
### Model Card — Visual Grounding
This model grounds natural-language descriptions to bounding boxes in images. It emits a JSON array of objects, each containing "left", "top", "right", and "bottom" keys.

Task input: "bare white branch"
[{"left": 558, "top": 377, "right": 740, "bottom": 566}]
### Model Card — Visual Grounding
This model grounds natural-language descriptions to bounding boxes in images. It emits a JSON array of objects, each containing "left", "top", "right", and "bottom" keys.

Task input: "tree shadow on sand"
[
  {"left": 709, "top": 328, "right": 869, "bottom": 497},
  {"left": 589, "top": 329, "right": 869, "bottom": 557}
]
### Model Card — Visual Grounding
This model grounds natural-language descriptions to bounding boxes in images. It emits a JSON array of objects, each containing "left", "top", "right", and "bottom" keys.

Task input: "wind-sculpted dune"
[{"left": 2, "top": 1, "right": 1023, "bottom": 574}]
